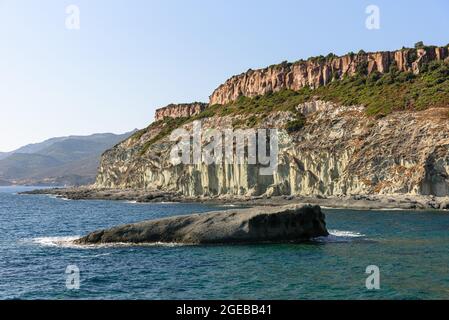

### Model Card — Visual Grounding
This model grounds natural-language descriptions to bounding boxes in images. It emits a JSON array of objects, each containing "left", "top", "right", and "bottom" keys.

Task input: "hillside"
[
  {"left": 0, "top": 131, "right": 136, "bottom": 186},
  {"left": 0, "top": 153, "right": 8, "bottom": 161}
]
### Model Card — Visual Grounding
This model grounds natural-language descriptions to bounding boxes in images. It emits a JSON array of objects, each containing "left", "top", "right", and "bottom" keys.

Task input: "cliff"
[
  {"left": 155, "top": 103, "right": 208, "bottom": 121},
  {"left": 94, "top": 45, "right": 449, "bottom": 199},
  {"left": 95, "top": 101, "right": 449, "bottom": 197},
  {"left": 210, "top": 46, "right": 449, "bottom": 105}
]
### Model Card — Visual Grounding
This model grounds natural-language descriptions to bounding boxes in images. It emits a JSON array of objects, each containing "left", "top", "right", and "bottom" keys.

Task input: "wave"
[
  {"left": 44, "top": 194, "right": 71, "bottom": 201},
  {"left": 124, "top": 200, "right": 180, "bottom": 205},
  {"left": 329, "top": 230, "right": 365, "bottom": 237},
  {"left": 23, "top": 236, "right": 189, "bottom": 249},
  {"left": 22, "top": 236, "right": 82, "bottom": 248},
  {"left": 313, "top": 229, "right": 366, "bottom": 243},
  {"left": 24, "top": 229, "right": 367, "bottom": 249}
]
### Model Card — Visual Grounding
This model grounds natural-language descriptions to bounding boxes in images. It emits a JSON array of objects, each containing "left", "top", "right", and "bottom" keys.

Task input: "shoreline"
[{"left": 20, "top": 187, "right": 449, "bottom": 211}]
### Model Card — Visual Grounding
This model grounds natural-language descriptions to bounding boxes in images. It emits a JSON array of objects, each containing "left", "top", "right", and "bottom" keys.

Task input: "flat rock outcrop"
[{"left": 74, "top": 204, "right": 328, "bottom": 245}]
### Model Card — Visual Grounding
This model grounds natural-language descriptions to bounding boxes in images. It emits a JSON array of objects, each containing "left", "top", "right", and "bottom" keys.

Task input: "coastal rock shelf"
[{"left": 74, "top": 204, "right": 329, "bottom": 245}]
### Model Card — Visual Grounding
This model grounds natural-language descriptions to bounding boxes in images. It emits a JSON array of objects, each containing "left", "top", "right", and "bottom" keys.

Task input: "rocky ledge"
[
  {"left": 21, "top": 187, "right": 449, "bottom": 210},
  {"left": 154, "top": 102, "right": 208, "bottom": 121},
  {"left": 74, "top": 204, "right": 328, "bottom": 245}
]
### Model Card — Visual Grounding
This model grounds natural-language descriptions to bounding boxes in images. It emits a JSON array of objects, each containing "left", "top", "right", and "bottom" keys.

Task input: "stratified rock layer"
[
  {"left": 94, "top": 45, "right": 449, "bottom": 198},
  {"left": 155, "top": 103, "right": 208, "bottom": 121},
  {"left": 74, "top": 204, "right": 328, "bottom": 245},
  {"left": 95, "top": 101, "right": 449, "bottom": 197},
  {"left": 210, "top": 46, "right": 449, "bottom": 105}
]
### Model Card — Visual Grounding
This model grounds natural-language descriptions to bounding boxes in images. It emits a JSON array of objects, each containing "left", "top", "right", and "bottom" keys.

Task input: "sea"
[{"left": 1, "top": 186, "right": 448, "bottom": 300}]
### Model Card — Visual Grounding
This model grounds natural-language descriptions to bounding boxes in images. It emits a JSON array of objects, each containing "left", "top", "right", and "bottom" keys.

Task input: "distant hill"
[
  {"left": 0, "top": 153, "right": 9, "bottom": 161},
  {"left": 0, "top": 131, "right": 136, "bottom": 186}
]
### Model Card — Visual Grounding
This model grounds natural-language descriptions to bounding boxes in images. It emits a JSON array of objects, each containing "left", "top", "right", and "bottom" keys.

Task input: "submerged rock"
[{"left": 74, "top": 205, "right": 328, "bottom": 245}]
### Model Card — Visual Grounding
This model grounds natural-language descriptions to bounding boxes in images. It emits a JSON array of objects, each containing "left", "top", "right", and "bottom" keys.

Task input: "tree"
[{"left": 414, "top": 41, "right": 424, "bottom": 49}]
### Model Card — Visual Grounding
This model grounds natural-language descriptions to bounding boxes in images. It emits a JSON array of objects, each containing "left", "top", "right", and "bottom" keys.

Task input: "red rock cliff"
[
  {"left": 155, "top": 103, "right": 208, "bottom": 121},
  {"left": 209, "top": 46, "right": 449, "bottom": 105}
]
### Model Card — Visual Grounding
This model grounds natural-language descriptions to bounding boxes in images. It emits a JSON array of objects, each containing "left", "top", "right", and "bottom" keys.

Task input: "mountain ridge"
[{"left": 0, "top": 130, "right": 137, "bottom": 186}]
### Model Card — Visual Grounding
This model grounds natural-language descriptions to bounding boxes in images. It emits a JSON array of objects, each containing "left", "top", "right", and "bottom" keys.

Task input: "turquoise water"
[{"left": 0, "top": 186, "right": 448, "bottom": 300}]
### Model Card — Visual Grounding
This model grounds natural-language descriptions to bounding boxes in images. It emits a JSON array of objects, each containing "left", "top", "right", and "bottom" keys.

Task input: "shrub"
[
  {"left": 396, "top": 71, "right": 415, "bottom": 83},
  {"left": 285, "top": 116, "right": 306, "bottom": 133},
  {"left": 356, "top": 61, "right": 369, "bottom": 76},
  {"left": 326, "top": 53, "right": 337, "bottom": 61},
  {"left": 367, "top": 71, "right": 382, "bottom": 83},
  {"left": 145, "top": 60, "right": 449, "bottom": 145}
]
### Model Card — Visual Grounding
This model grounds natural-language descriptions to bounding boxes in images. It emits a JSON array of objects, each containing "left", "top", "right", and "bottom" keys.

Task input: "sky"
[{"left": 0, "top": 0, "right": 448, "bottom": 152}]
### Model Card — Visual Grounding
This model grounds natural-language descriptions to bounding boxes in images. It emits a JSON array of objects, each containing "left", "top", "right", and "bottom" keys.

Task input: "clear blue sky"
[{"left": 0, "top": 0, "right": 448, "bottom": 151}]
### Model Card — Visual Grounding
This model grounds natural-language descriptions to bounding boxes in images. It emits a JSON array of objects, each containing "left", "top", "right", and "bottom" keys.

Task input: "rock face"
[
  {"left": 155, "top": 103, "right": 208, "bottom": 121},
  {"left": 74, "top": 204, "right": 328, "bottom": 245},
  {"left": 95, "top": 101, "right": 449, "bottom": 198},
  {"left": 93, "top": 45, "right": 449, "bottom": 199},
  {"left": 210, "top": 46, "right": 449, "bottom": 105}
]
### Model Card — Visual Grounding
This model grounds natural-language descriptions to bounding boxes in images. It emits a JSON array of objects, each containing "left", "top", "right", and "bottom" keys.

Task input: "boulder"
[{"left": 440, "top": 201, "right": 449, "bottom": 210}]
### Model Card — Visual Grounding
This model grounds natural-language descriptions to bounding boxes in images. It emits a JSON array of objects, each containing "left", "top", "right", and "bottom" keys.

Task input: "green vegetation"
[
  {"left": 415, "top": 41, "right": 425, "bottom": 49},
  {"left": 215, "top": 60, "right": 448, "bottom": 118},
  {"left": 212, "top": 90, "right": 308, "bottom": 116},
  {"left": 285, "top": 115, "right": 306, "bottom": 133},
  {"left": 201, "top": 60, "right": 448, "bottom": 119},
  {"left": 141, "top": 60, "right": 449, "bottom": 151},
  {"left": 312, "top": 60, "right": 449, "bottom": 115},
  {"left": 140, "top": 116, "right": 190, "bottom": 155},
  {"left": 130, "top": 127, "right": 149, "bottom": 141}
]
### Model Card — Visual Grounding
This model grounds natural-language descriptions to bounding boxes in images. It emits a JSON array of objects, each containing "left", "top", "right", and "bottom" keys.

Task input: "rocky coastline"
[
  {"left": 19, "top": 45, "right": 449, "bottom": 213},
  {"left": 21, "top": 187, "right": 449, "bottom": 211}
]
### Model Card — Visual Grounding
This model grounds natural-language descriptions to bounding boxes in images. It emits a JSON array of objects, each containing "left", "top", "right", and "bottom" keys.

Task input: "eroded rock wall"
[
  {"left": 210, "top": 47, "right": 449, "bottom": 105},
  {"left": 95, "top": 101, "right": 449, "bottom": 197},
  {"left": 155, "top": 103, "right": 208, "bottom": 121}
]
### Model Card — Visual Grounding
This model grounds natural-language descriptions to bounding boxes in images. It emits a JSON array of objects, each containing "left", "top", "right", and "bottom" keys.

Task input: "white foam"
[
  {"left": 329, "top": 230, "right": 365, "bottom": 238},
  {"left": 28, "top": 236, "right": 81, "bottom": 248},
  {"left": 91, "top": 253, "right": 112, "bottom": 257},
  {"left": 313, "top": 229, "right": 366, "bottom": 243},
  {"left": 124, "top": 200, "right": 179, "bottom": 205},
  {"left": 44, "top": 194, "right": 71, "bottom": 201},
  {"left": 24, "top": 236, "right": 189, "bottom": 249}
]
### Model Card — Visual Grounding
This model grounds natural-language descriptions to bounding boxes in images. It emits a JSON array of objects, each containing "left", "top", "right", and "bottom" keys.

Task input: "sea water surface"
[{"left": 1, "top": 186, "right": 448, "bottom": 300}]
